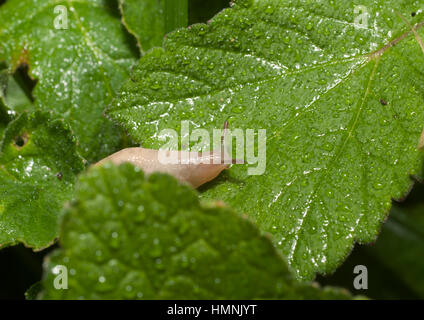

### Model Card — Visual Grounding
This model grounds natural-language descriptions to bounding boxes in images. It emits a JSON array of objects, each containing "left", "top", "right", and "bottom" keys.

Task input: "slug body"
[{"left": 96, "top": 148, "right": 230, "bottom": 188}]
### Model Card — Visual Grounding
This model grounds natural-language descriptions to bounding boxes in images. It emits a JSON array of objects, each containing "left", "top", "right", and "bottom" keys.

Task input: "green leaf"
[
  {"left": 108, "top": 0, "right": 424, "bottom": 279},
  {"left": 4, "top": 75, "right": 34, "bottom": 114},
  {"left": 164, "top": 0, "right": 188, "bottom": 34},
  {"left": 38, "top": 163, "right": 352, "bottom": 299},
  {"left": 119, "top": 0, "right": 228, "bottom": 53},
  {"left": 0, "top": 68, "right": 33, "bottom": 119},
  {"left": 0, "top": 69, "right": 12, "bottom": 137},
  {"left": 0, "top": 0, "right": 138, "bottom": 162},
  {"left": 0, "top": 111, "right": 85, "bottom": 250},
  {"left": 368, "top": 202, "right": 424, "bottom": 298},
  {"left": 119, "top": 0, "right": 165, "bottom": 54}
]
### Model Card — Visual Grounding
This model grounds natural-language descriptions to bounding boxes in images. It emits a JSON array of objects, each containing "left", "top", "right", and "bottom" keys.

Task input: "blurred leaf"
[
  {"left": 0, "top": 245, "right": 48, "bottom": 299},
  {"left": 25, "top": 282, "right": 42, "bottom": 300},
  {"left": 0, "top": 110, "right": 7, "bottom": 139},
  {"left": 119, "top": 0, "right": 228, "bottom": 55},
  {"left": 368, "top": 202, "right": 424, "bottom": 298},
  {"left": 189, "top": 0, "right": 230, "bottom": 24},
  {"left": 119, "top": 0, "right": 165, "bottom": 54},
  {"left": 5, "top": 71, "right": 34, "bottom": 114},
  {"left": 317, "top": 241, "right": 420, "bottom": 299},
  {"left": 164, "top": 0, "right": 188, "bottom": 34},
  {"left": 317, "top": 182, "right": 424, "bottom": 299},
  {"left": 39, "top": 163, "right": 353, "bottom": 299}
]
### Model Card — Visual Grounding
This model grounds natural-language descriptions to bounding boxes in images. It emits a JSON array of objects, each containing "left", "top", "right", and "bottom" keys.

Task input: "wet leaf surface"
[
  {"left": 39, "top": 163, "right": 353, "bottom": 299},
  {"left": 0, "top": 0, "right": 138, "bottom": 162},
  {"left": 119, "top": 0, "right": 165, "bottom": 54},
  {"left": 0, "top": 112, "right": 85, "bottom": 249},
  {"left": 109, "top": 0, "right": 424, "bottom": 279}
]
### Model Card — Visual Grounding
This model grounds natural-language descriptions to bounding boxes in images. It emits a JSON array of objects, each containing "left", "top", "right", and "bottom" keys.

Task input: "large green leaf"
[
  {"left": 0, "top": 112, "right": 85, "bottom": 250},
  {"left": 119, "top": 0, "right": 165, "bottom": 54},
  {"left": 0, "top": 0, "right": 138, "bottom": 162},
  {"left": 38, "top": 163, "right": 352, "bottom": 299},
  {"left": 108, "top": 0, "right": 424, "bottom": 279}
]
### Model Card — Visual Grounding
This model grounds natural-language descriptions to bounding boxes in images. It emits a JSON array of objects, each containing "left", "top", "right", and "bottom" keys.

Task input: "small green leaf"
[
  {"left": 25, "top": 282, "right": 42, "bottom": 300},
  {"left": 0, "top": 111, "right": 85, "bottom": 250},
  {"left": 108, "top": 0, "right": 424, "bottom": 279},
  {"left": 0, "top": 0, "right": 138, "bottom": 162},
  {"left": 38, "top": 163, "right": 352, "bottom": 299},
  {"left": 119, "top": 0, "right": 166, "bottom": 54},
  {"left": 0, "top": 68, "right": 33, "bottom": 121}
]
